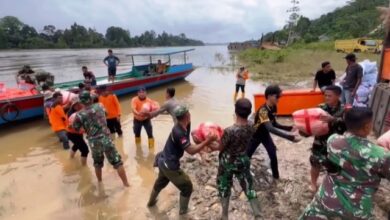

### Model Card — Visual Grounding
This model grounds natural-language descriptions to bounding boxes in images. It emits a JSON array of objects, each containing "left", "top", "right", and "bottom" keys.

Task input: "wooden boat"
[
  {"left": 253, "top": 89, "right": 324, "bottom": 116},
  {"left": 0, "top": 49, "right": 195, "bottom": 125}
]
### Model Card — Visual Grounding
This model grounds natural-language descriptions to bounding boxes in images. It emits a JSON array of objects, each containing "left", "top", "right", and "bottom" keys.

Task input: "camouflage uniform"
[
  {"left": 300, "top": 134, "right": 390, "bottom": 220},
  {"left": 217, "top": 124, "right": 257, "bottom": 200},
  {"left": 73, "top": 103, "right": 123, "bottom": 169},
  {"left": 310, "top": 103, "right": 346, "bottom": 170}
]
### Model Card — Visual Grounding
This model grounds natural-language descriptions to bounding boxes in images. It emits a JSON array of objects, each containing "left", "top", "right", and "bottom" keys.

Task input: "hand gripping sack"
[
  {"left": 292, "top": 108, "right": 330, "bottom": 136},
  {"left": 377, "top": 130, "right": 390, "bottom": 150}
]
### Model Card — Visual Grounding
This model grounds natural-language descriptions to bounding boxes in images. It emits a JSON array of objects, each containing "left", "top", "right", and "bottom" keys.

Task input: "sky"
[{"left": 0, "top": 0, "right": 350, "bottom": 43}]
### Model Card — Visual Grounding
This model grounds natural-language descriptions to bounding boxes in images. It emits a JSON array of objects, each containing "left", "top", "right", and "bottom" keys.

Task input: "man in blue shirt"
[{"left": 103, "top": 49, "right": 120, "bottom": 82}]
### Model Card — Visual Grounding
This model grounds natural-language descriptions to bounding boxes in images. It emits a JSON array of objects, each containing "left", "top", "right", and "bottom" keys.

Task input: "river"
[{"left": 0, "top": 45, "right": 265, "bottom": 219}]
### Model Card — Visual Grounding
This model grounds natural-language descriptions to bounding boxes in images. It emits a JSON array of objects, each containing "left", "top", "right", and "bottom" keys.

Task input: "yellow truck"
[{"left": 335, "top": 38, "right": 382, "bottom": 53}]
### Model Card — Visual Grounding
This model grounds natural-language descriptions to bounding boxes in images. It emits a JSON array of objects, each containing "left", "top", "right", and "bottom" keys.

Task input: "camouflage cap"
[
  {"left": 79, "top": 91, "right": 92, "bottom": 104},
  {"left": 174, "top": 105, "right": 189, "bottom": 117}
]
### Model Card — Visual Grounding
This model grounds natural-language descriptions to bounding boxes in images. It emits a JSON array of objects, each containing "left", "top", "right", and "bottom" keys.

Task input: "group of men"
[
  {"left": 311, "top": 53, "right": 363, "bottom": 106},
  {"left": 45, "top": 50, "right": 389, "bottom": 220}
]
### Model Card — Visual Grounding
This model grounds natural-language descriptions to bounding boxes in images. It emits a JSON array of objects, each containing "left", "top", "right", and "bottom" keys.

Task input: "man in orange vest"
[
  {"left": 49, "top": 92, "right": 70, "bottom": 149},
  {"left": 131, "top": 87, "right": 154, "bottom": 148},
  {"left": 98, "top": 85, "right": 122, "bottom": 137}
]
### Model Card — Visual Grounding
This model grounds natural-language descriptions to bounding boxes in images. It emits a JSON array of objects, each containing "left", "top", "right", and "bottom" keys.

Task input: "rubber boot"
[
  {"left": 241, "top": 92, "right": 245, "bottom": 99},
  {"left": 233, "top": 92, "right": 238, "bottom": 102},
  {"left": 249, "top": 198, "right": 262, "bottom": 218},
  {"left": 221, "top": 197, "right": 230, "bottom": 220},
  {"left": 147, "top": 190, "right": 159, "bottom": 207},
  {"left": 179, "top": 195, "right": 190, "bottom": 215},
  {"left": 148, "top": 138, "right": 155, "bottom": 149},
  {"left": 135, "top": 137, "right": 141, "bottom": 145}
]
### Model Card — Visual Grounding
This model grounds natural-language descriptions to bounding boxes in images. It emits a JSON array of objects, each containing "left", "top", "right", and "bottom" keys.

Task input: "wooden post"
[
  {"left": 184, "top": 52, "right": 187, "bottom": 64},
  {"left": 149, "top": 56, "right": 152, "bottom": 64},
  {"left": 131, "top": 56, "right": 134, "bottom": 66}
]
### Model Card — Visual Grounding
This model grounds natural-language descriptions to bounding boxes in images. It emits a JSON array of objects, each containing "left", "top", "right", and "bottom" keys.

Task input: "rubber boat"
[{"left": 0, "top": 49, "right": 195, "bottom": 125}]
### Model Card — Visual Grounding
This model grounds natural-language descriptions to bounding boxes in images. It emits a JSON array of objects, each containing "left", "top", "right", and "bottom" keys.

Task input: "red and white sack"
[
  {"left": 141, "top": 101, "right": 160, "bottom": 113},
  {"left": 68, "top": 113, "right": 84, "bottom": 134},
  {"left": 61, "top": 91, "right": 78, "bottom": 106},
  {"left": 292, "top": 108, "right": 330, "bottom": 136},
  {"left": 377, "top": 130, "right": 390, "bottom": 150},
  {"left": 192, "top": 122, "right": 224, "bottom": 142}
]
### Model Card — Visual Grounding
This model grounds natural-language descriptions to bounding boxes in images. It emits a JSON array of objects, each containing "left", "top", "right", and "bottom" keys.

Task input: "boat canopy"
[{"left": 126, "top": 48, "right": 195, "bottom": 66}]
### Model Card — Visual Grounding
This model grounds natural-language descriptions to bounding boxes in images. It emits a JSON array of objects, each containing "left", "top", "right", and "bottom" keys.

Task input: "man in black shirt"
[
  {"left": 312, "top": 61, "right": 336, "bottom": 92},
  {"left": 247, "top": 85, "right": 301, "bottom": 179},
  {"left": 147, "top": 105, "right": 217, "bottom": 215}
]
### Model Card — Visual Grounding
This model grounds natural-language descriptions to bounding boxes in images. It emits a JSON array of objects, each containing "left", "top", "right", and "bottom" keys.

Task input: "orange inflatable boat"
[{"left": 253, "top": 89, "right": 324, "bottom": 116}]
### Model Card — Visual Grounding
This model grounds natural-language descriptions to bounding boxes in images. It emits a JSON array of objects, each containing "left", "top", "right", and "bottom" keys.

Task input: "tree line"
[
  {"left": 263, "top": 0, "right": 387, "bottom": 44},
  {"left": 0, "top": 16, "right": 204, "bottom": 49}
]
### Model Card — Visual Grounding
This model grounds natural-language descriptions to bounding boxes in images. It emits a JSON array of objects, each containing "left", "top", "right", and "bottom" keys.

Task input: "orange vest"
[
  {"left": 49, "top": 105, "right": 68, "bottom": 132},
  {"left": 131, "top": 97, "right": 153, "bottom": 121},
  {"left": 99, "top": 94, "right": 121, "bottom": 119}
]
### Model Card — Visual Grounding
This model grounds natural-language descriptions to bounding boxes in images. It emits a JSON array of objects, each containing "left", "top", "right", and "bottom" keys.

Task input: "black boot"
[
  {"left": 147, "top": 190, "right": 159, "bottom": 207},
  {"left": 179, "top": 195, "right": 190, "bottom": 215},
  {"left": 249, "top": 198, "right": 262, "bottom": 219},
  {"left": 220, "top": 197, "right": 230, "bottom": 220}
]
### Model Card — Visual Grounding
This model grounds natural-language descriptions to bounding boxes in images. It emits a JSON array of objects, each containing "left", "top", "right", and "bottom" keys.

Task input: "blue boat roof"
[{"left": 126, "top": 48, "right": 195, "bottom": 57}]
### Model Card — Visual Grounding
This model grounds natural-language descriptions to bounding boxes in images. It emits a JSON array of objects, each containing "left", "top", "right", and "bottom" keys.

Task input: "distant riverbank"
[{"left": 238, "top": 42, "right": 381, "bottom": 84}]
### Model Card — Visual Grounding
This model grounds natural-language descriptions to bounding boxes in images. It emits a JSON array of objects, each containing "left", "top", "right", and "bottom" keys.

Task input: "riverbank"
[{"left": 238, "top": 43, "right": 381, "bottom": 84}]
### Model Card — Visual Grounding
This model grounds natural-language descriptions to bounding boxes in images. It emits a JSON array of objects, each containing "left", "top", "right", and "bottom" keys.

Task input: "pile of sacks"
[{"left": 353, "top": 60, "right": 378, "bottom": 107}]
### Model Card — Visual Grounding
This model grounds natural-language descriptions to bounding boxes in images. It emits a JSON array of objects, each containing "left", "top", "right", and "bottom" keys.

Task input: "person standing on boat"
[
  {"left": 246, "top": 85, "right": 301, "bottom": 180},
  {"left": 341, "top": 53, "right": 363, "bottom": 105},
  {"left": 234, "top": 67, "right": 248, "bottom": 101},
  {"left": 72, "top": 91, "right": 130, "bottom": 187},
  {"left": 147, "top": 105, "right": 217, "bottom": 215},
  {"left": 103, "top": 49, "right": 120, "bottom": 83},
  {"left": 131, "top": 87, "right": 155, "bottom": 148},
  {"left": 147, "top": 88, "right": 179, "bottom": 123},
  {"left": 311, "top": 61, "right": 336, "bottom": 92},
  {"left": 82, "top": 66, "right": 97, "bottom": 87},
  {"left": 98, "top": 85, "right": 122, "bottom": 137},
  {"left": 48, "top": 92, "right": 70, "bottom": 150}
]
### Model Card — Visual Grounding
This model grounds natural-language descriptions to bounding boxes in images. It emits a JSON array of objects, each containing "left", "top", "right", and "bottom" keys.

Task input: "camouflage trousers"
[
  {"left": 217, "top": 153, "right": 257, "bottom": 200},
  {"left": 88, "top": 136, "right": 123, "bottom": 169},
  {"left": 300, "top": 193, "right": 374, "bottom": 220}
]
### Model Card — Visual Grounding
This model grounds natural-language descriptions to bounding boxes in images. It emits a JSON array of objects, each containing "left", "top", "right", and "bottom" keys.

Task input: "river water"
[{"left": 0, "top": 46, "right": 265, "bottom": 219}]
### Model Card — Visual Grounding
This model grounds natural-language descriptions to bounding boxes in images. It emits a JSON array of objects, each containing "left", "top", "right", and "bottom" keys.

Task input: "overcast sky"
[{"left": 0, "top": 0, "right": 349, "bottom": 43}]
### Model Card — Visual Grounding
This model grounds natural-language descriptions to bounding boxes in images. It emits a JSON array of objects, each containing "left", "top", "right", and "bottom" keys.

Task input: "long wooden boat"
[
  {"left": 0, "top": 49, "right": 195, "bottom": 125},
  {"left": 253, "top": 89, "right": 324, "bottom": 116}
]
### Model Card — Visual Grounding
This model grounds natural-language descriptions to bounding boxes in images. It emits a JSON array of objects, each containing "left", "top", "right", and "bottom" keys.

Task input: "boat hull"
[
  {"left": 0, "top": 66, "right": 194, "bottom": 125},
  {"left": 0, "top": 95, "right": 44, "bottom": 125},
  {"left": 253, "top": 89, "right": 324, "bottom": 116}
]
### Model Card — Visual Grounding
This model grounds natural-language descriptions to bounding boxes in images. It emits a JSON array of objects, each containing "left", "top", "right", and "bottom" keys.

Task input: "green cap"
[
  {"left": 174, "top": 105, "right": 189, "bottom": 117},
  {"left": 79, "top": 91, "right": 92, "bottom": 104}
]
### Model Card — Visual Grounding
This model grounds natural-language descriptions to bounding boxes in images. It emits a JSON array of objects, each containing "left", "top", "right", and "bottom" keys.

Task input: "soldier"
[
  {"left": 72, "top": 91, "right": 129, "bottom": 187},
  {"left": 309, "top": 85, "right": 346, "bottom": 192},
  {"left": 217, "top": 98, "right": 261, "bottom": 220},
  {"left": 147, "top": 105, "right": 217, "bottom": 215},
  {"left": 300, "top": 107, "right": 390, "bottom": 220}
]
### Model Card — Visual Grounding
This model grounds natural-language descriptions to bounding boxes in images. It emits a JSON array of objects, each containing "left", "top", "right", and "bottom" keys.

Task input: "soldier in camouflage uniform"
[
  {"left": 72, "top": 91, "right": 129, "bottom": 187},
  {"left": 300, "top": 107, "right": 390, "bottom": 220},
  {"left": 217, "top": 98, "right": 261, "bottom": 220},
  {"left": 310, "top": 86, "right": 346, "bottom": 192}
]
